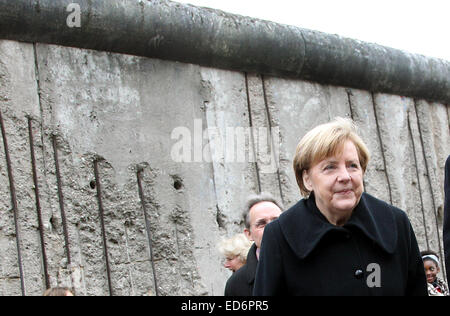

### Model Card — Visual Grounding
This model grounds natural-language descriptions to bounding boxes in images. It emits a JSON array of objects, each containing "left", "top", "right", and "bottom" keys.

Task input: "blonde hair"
[
  {"left": 43, "top": 287, "right": 74, "bottom": 296},
  {"left": 293, "top": 117, "right": 370, "bottom": 197},
  {"left": 218, "top": 233, "right": 253, "bottom": 263}
]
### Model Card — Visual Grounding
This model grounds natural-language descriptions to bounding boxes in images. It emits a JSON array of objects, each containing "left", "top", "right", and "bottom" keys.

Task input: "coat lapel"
[
  {"left": 245, "top": 243, "right": 258, "bottom": 285},
  {"left": 278, "top": 192, "right": 398, "bottom": 260},
  {"left": 347, "top": 193, "right": 398, "bottom": 254}
]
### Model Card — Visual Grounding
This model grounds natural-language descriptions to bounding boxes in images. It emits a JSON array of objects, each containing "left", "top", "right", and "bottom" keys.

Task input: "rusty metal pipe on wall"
[{"left": 0, "top": 0, "right": 449, "bottom": 104}]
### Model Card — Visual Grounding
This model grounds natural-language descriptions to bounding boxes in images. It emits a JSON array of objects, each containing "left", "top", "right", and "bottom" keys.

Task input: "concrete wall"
[{"left": 0, "top": 39, "right": 449, "bottom": 296}]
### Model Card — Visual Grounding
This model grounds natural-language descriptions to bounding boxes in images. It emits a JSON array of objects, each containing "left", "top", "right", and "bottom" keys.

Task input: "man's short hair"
[{"left": 242, "top": 192, "right": 284, "bottom": 229}]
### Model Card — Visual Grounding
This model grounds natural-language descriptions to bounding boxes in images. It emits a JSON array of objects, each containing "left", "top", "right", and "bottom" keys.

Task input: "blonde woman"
[
  {"left": 43, "top": 287, "right": 74, "bottom": 296},
  {"left": 218, "top": 233, "right": 253, "bottom": 273},
  {"left": 253, "top": 117, "right": 427, "bottom": 296}
]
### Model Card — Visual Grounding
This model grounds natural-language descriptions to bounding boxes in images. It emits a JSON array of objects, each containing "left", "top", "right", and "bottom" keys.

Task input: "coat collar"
[{"left": 278, "top": 192, "right": 398, "bottom": 260}]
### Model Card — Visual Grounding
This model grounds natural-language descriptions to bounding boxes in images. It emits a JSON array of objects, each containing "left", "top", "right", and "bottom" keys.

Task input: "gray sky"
[{"left": 174, "top": 0, "right": 449, "bottom": 62}]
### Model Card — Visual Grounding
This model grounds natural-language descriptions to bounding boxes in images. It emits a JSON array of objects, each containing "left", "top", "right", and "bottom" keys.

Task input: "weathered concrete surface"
[
  {"left": 0, "top": 0, "right": 450, "bottom": 105},
  {"left": 0, "top": 40, "right": 44, "bottom": 296},
  {"left": 201, "top": 68, "right": 259, "bottom": 236},
  {"left": 0, "top": 38, "right": 449, "bottom": 295},
  {"left": 373, "top": 96, "right": 421, "bottom": 230},
  {"left": 346, "top": 89, "right": 391, "bottom": 203},
  {"left": 373, "top": 95, "right": 435, "bottom": 253},
  {"left": 33, "top": 43, "right": 227, "bottom": 295},
  {"left": 414, "top": 100, "right": 450, "bottom": 267},
  {"left": 245, "top": 74, "right": 283, "bottom": 203},
  {"left": 262, "top": 77, "right": 352, "bottom": 208}
]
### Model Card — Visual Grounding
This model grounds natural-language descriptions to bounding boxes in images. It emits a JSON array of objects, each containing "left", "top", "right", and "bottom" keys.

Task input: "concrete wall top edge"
[{"left": 0, "top": 0, "right": 449, "bottom": 105}]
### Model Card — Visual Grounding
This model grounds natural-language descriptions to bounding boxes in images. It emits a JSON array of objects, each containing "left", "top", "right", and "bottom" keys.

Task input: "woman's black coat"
[
  {"left": 253, "top": 192, "right": 428, "bottom": 296},
  {"left": 444, "top": 155, "right": 450, "bottom": 285},
  {"left": 224, "top": 243, "right": 258, "bottom": 296}
]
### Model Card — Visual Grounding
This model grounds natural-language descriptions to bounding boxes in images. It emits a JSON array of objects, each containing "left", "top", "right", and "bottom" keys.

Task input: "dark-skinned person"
[
  {"left": 421, "top": 250, "right": 449, "bottom": 296},
  {"left": 253, "top": 117, "right": 427, "bottom": 296}
]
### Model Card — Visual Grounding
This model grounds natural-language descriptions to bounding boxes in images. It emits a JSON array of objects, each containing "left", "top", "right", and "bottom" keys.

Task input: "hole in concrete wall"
[
  {"left": 49, "top": 215, "right": 57, "bottom": 230},
  {"left": 437, "top": 205, "right": 444, "bottom": 224},
  {"left": 216, "top": 205, "right": 226, "bottom": 229},
  {"left": 171, "top": 175, "right": 183, "bottom": 190},
  {"left": 89, "top": 180, "right": 96, "bottom": 189},
  {"left": 174, "top": 180, "right": 183, "bottom": 190}
]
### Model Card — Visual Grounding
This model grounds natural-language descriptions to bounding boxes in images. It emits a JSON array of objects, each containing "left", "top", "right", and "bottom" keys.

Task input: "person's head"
[
  {"left": 43, "top": 287, "right": 74, "bottom": 296},
  {"left": 293, "top": 117, "right": 370, "bottom": 226},
  {"left": 218, "top": 233, "right": 253, "bottom": 272},
  {"left": 243, "top": 192, "right": 283, "bottom": 249},
  {"left": 421, "top": 250, "right": 441, "bottom": 284}
]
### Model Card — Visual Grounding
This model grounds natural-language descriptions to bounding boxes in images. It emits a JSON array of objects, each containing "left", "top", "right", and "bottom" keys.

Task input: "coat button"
[{"left": 354, "top": 269, "right": 364, "bottom": 279}]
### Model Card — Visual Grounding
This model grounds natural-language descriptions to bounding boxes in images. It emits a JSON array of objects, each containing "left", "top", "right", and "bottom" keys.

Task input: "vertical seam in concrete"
[
  {"left": 371, "top": 92, "right": 393, "bottom": 205},
  {"left": 261, "top": 74, "right": 284, "bottom": 203},
  {"left": 27, "top": 116, "right": 50, "bottom": 289},
  {"left": 32, "top": 43, "right": 42, "bottom": 116},
  {"left": 32, "top": 45, "right": 56, "bottom": 283},
  {"left": 136, "top": 169, "right": 159, "bottom": 296},
  {"left": 93, "top": 159, "right": 113, "bottom": 296},
  {"left": 52, "top": 135, "right": 72, "bottom": 266},
  {"left": 407, "top": 110, "right": 430, "bottom": 250},
  {"left": 346, "top": 89, "right": 355, "bottom": 121},
  {"left": 413, "top": 100, "right": 444, "bottom": 267},
  {"left": 32, "top": 44, "right": 47, "bottom": 166},
  {"left": 346, "top": 89, "right": 368, "bottom": 192},
  {"left": 0, "top": 109, "right": 26, "bottom": 296},
  {"left": 244, "top": 72, "right": 261, "bottom": 193},
  {"left": 198, "top": 82, "right": 224, "bottom": 232}
]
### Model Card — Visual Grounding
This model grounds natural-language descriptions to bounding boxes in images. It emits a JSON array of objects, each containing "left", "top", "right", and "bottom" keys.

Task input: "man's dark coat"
[
  {"left": 444, "top": 155, "right": 450, "bottom": 285},
  {"left": 253, "top": 192, "right": 428, "bottom": 296},
  {"left": 224, "top": 243, "right": 258, "bottom": 296}
]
